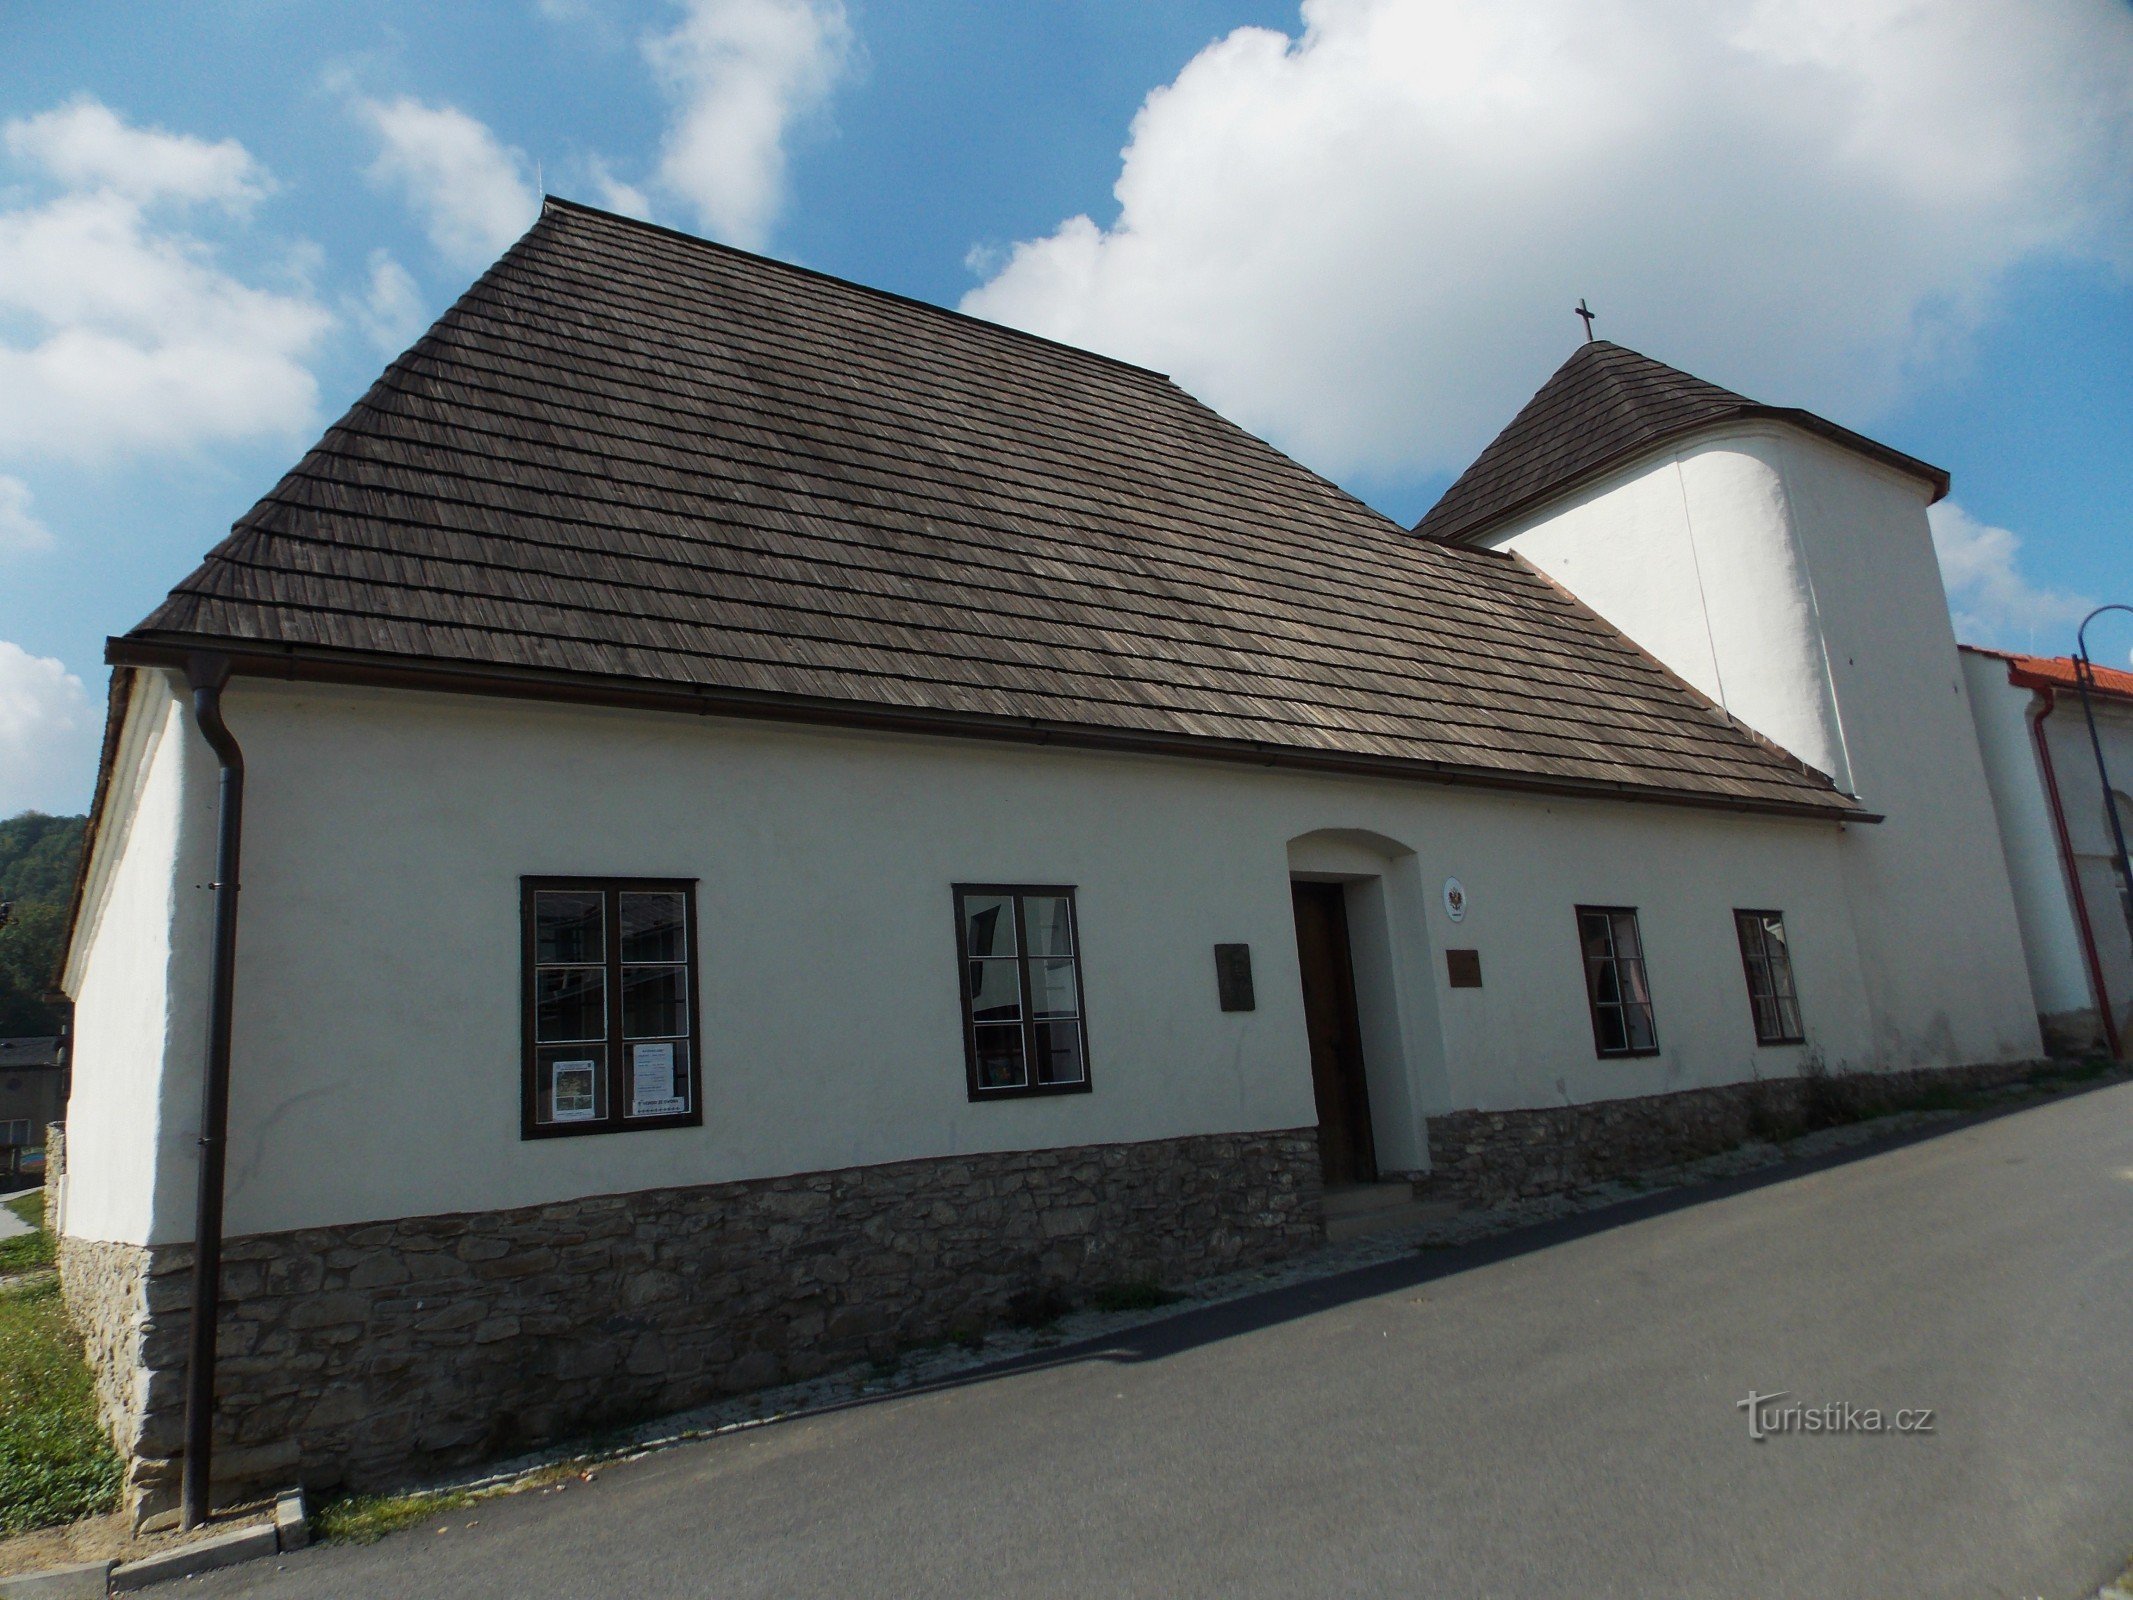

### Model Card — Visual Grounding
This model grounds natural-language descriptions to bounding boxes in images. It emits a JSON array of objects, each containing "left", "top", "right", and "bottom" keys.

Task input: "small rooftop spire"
[{"left": 1574, "top": 298, "right": 1596, "bottom": 342}]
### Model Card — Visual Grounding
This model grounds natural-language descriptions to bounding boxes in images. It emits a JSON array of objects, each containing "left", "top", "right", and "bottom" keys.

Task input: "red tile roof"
[{"left": 1965, "top": 646, "right": 2133, "bottom": 703}]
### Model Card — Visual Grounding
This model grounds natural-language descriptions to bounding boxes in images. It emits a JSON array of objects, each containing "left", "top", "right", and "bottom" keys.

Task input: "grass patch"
[
  {"left": 1088, "top": 1280, "right": 1181, "bottom": 1314},
  {"left": 0, "top": 1277, "right": 123, "bottom": 1533},
  {"left": 0, "top": 1191, "right": 54, "bottom": 1277},
  {"left": 313, "top": 1487, "right": 477, "bottom": 1545},
  {"left": 315, "top": 1461, "right": 593, "bottom": 1545}
]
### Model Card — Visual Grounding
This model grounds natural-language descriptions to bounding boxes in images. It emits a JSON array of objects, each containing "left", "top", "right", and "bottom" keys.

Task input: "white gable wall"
[
  {"left": 62, "top": 678, "right": 1898, "bottom": 1243},
  {"left": 58, "top": 671, "right": 216, "bottom": 1245},
  {"left": 1477, "top": 424, "right": 2040, "bottom": 1069}
]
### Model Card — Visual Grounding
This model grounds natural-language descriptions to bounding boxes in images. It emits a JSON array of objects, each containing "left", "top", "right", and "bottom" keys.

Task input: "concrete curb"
[
  {"left": 1, "top": 1490, "right": 308, "bottom": 1596},
  {"left": 109, "top": 1524, "right": 276, "bottom": 1592}
]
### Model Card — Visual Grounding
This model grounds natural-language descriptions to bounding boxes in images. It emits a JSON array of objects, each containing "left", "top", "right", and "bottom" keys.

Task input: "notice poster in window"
[
  {"left": 551, "top": 1060, "right": 598, "bottom": 1122},
  {"left": 631, "top": 1042, "right": 685, "bottom": 1117}
]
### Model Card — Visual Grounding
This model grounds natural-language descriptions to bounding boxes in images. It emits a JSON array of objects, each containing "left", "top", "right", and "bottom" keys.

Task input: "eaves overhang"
[{"left": 107, "top": 630, "right": 1880, "bottom": 827}]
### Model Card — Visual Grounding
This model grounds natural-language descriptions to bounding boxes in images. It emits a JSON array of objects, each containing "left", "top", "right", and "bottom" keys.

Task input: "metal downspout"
[
  {"left": 2030, "top": 688, "right": 2120, "bottom": 1060},
  {"left": 181, "top": 655, "right": 244, "bottom": 1529}
]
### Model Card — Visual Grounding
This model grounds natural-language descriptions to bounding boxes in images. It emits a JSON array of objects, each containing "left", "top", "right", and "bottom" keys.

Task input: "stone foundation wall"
[
  {"left": 42, "top": 1120, "right": 63, "bottom": 1236},
  {"left": 56, "top": 1236, "right": 154, "bottom": 1488},
  {"left": 1425, "top": 1059, "right": 2045, "bottom": 1205},
  {"left": 100, "top": 1128, "right": 1321, "bottom": 1513}
]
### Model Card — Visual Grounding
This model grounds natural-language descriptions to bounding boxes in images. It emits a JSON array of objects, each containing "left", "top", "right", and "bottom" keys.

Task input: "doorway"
[{"left": 1291, "top": 880, "right": 1378, "bottom": 1186}]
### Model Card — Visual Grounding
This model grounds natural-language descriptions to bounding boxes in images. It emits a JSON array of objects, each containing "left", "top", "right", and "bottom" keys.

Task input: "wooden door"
[{"left": 1291, "top": 880, "right": 1378, "bottom": 1186}]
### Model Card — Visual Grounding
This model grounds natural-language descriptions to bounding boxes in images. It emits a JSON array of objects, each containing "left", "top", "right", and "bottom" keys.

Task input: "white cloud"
[
  {"left": 0, "top": 478, "right": 54, "bottom": 555},
  {"left": 351, "top": 249, "right": 427, "bottom": 354},
  {"left": 587, "top": 156, "right": 654, "bottom": 221},
  {"left": 1930, "top": 499, "right": 2092, "bottom": 651},
  {"left": 358, "top": 98, "right": 540, "bottom": 269},
  {"left": 0, "top": 642, "right": 98, "bottom": 817},
  {"left": 0, "top": 101, "right": 331, "bottom": 462},
  {"left": 643, "top": 0, "right": 853, "bottom": 250},
  {"left": 963, "top": 0, "right": 2133, "bottom": 480},
  {"left": 4, "top": 97, "right": 267, "bottom": 210}
]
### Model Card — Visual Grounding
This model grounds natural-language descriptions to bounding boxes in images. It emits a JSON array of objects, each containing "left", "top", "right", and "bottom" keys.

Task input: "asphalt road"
[{"left": 202, "top": 1084, "right": 2133, "bottom": 1599}]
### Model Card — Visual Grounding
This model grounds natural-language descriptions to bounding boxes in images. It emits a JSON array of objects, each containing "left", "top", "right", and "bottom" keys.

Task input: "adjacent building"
[
  {"left": 0, "top": 1035, "right": 63, "bottom": 1181},
  {"left": 1961, "top": 647, "right": 2133, "bottom": 1056}
]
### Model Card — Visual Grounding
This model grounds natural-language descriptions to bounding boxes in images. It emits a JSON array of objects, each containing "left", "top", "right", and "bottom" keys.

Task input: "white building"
[
  {"left": 52, "top": 200, "right": 2043, "bottom": 1514},
  {"left": 1961, "top": 646, "right": 2133, "bottom": 1055}
]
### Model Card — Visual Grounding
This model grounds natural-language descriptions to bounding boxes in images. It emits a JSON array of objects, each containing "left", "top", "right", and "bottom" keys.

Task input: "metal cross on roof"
[{"left": 1575, "top": 299, "right": 1596, "bottom": 342}]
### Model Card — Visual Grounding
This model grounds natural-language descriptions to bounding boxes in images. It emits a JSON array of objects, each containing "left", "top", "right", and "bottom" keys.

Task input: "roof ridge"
[{"left": 538, "top": 195, "right": 1172, "bottom": 385}]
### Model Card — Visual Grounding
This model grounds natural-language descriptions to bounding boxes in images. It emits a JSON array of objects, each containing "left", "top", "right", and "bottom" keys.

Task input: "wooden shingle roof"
[
  {"left": 1414, "top": 340, "right": 1948, "bottom": 546},
  {"left": 115, "top": 200, "right": 1860, "bottom": 819}
]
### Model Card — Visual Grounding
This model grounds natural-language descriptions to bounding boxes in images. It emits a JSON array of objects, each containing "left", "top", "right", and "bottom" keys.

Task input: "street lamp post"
[{"left": 2070, "top": 605, "right": 2133, "bottom": 971}]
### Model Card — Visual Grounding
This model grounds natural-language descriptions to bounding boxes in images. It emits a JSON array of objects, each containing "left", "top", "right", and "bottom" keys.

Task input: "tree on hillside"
[{"left": 0, "top": 812, "right": 88, "bottom": 1037}]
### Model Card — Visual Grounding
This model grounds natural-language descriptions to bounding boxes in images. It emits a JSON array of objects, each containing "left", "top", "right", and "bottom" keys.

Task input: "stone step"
[{"left": 1324, "top": 1196, "right": 1464, "bottom": 1243}]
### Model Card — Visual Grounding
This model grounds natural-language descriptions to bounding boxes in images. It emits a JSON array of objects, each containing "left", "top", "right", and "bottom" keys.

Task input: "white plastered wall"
[
  {"left": 64, "top": 678, "right": 1903, "bottom": 1242},
  {"left": 59, "top": 670, "right": 215, "bottom": 1245},
  {"left": 2039, "top": 693, "right": 2133, "bottom": 1037},
  {"left": 1957, "top": 652, "right": 2092, "bottom": 1024},
  {"left": 1479, "top": 424, "right": 2041, "bottom": 1070}
]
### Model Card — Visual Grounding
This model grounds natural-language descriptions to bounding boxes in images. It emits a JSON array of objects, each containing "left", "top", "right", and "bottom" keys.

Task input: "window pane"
[
  {"left": 973, "top": 1023, "right": 1028, "bottom": 1089},
  {"left": 968, "top": 957, "right": 1023, "bottom": 1021},
  {"left": 963, "top": 895, "right": 1016, "bottom": 958},
  {"left": 1734, "top": 910, "right": 1763, "bottom": 961},
  {"left": 1743, "top": 953, "right": 1772, "bottom": 1002},
  {"left": 1032, "top": 957, "right": 1079, "bottom": 1018},
  {"left": 1596, "top": 1004, "right": 1629, "bottom": 1054},
  {"left": 627, "top": 1039, "right": 690, "bottom": 1117},
  {"left": 1579, "top": 912, "right": 1613, "bottom": 960},
  {"left": 1609, "top": 911, "right": 1644, "bottom": 960},
  {"left": 1618, "top": 958, "right": 1651, "bottom": 1008},
  {"left": 1764, "top": 919, "right": 1798, "bottom": 1001},
  {"left": 536, "top": 1046, "right": 606, "bottom": 1124},
  {"left": 536, "top": 967, "right": 606, "bottom": 1042},
  {"left": 537, "top": 891, "right": 604, "bottom": 964},
  {"left": 1590, "top": 958, "right": 1622, "bottom": 1006},
  {"left": 1737, "top": 911, "right": 1801, "bottom": 1039},
  {"left": 1625, "top": 1003, "right": 1658, "bottom": 1053},
  {"left": 622, "top": 965, "right": 687, "bottom": 1039},
  {"left": 620, "top": 892, "right": 686, "bottom": 963},
  {"left": 1024, "top": 895, "right": 1074, "bottom": 956},
  {"left": 1033, "top": 1019, "right": 1085, "bottom": 1085}
]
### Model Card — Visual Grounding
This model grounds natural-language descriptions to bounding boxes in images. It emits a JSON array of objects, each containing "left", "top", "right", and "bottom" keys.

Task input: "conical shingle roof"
[{"left": 1415, "top": 340, "right": 1946, "bottom": 546}]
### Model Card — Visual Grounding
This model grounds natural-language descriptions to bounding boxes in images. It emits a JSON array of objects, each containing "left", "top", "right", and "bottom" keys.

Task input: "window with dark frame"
[
  {"left": 953, "top": 885, "right": 1090, "bottom": 1098},
  {"left": 522, "top": 878, "right": 702, "bottom": 1138},
  {"left": 1576, "top": 906, "right": 1659, "bottom": 1058},
  {"left": 1734, "top": 909, "right": 1805, "bottom": 1045}
]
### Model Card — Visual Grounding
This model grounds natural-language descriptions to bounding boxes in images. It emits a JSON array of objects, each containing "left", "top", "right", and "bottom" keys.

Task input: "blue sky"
[{"left": 3, "top": 0, "right": 2131, "bottom": 814}]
